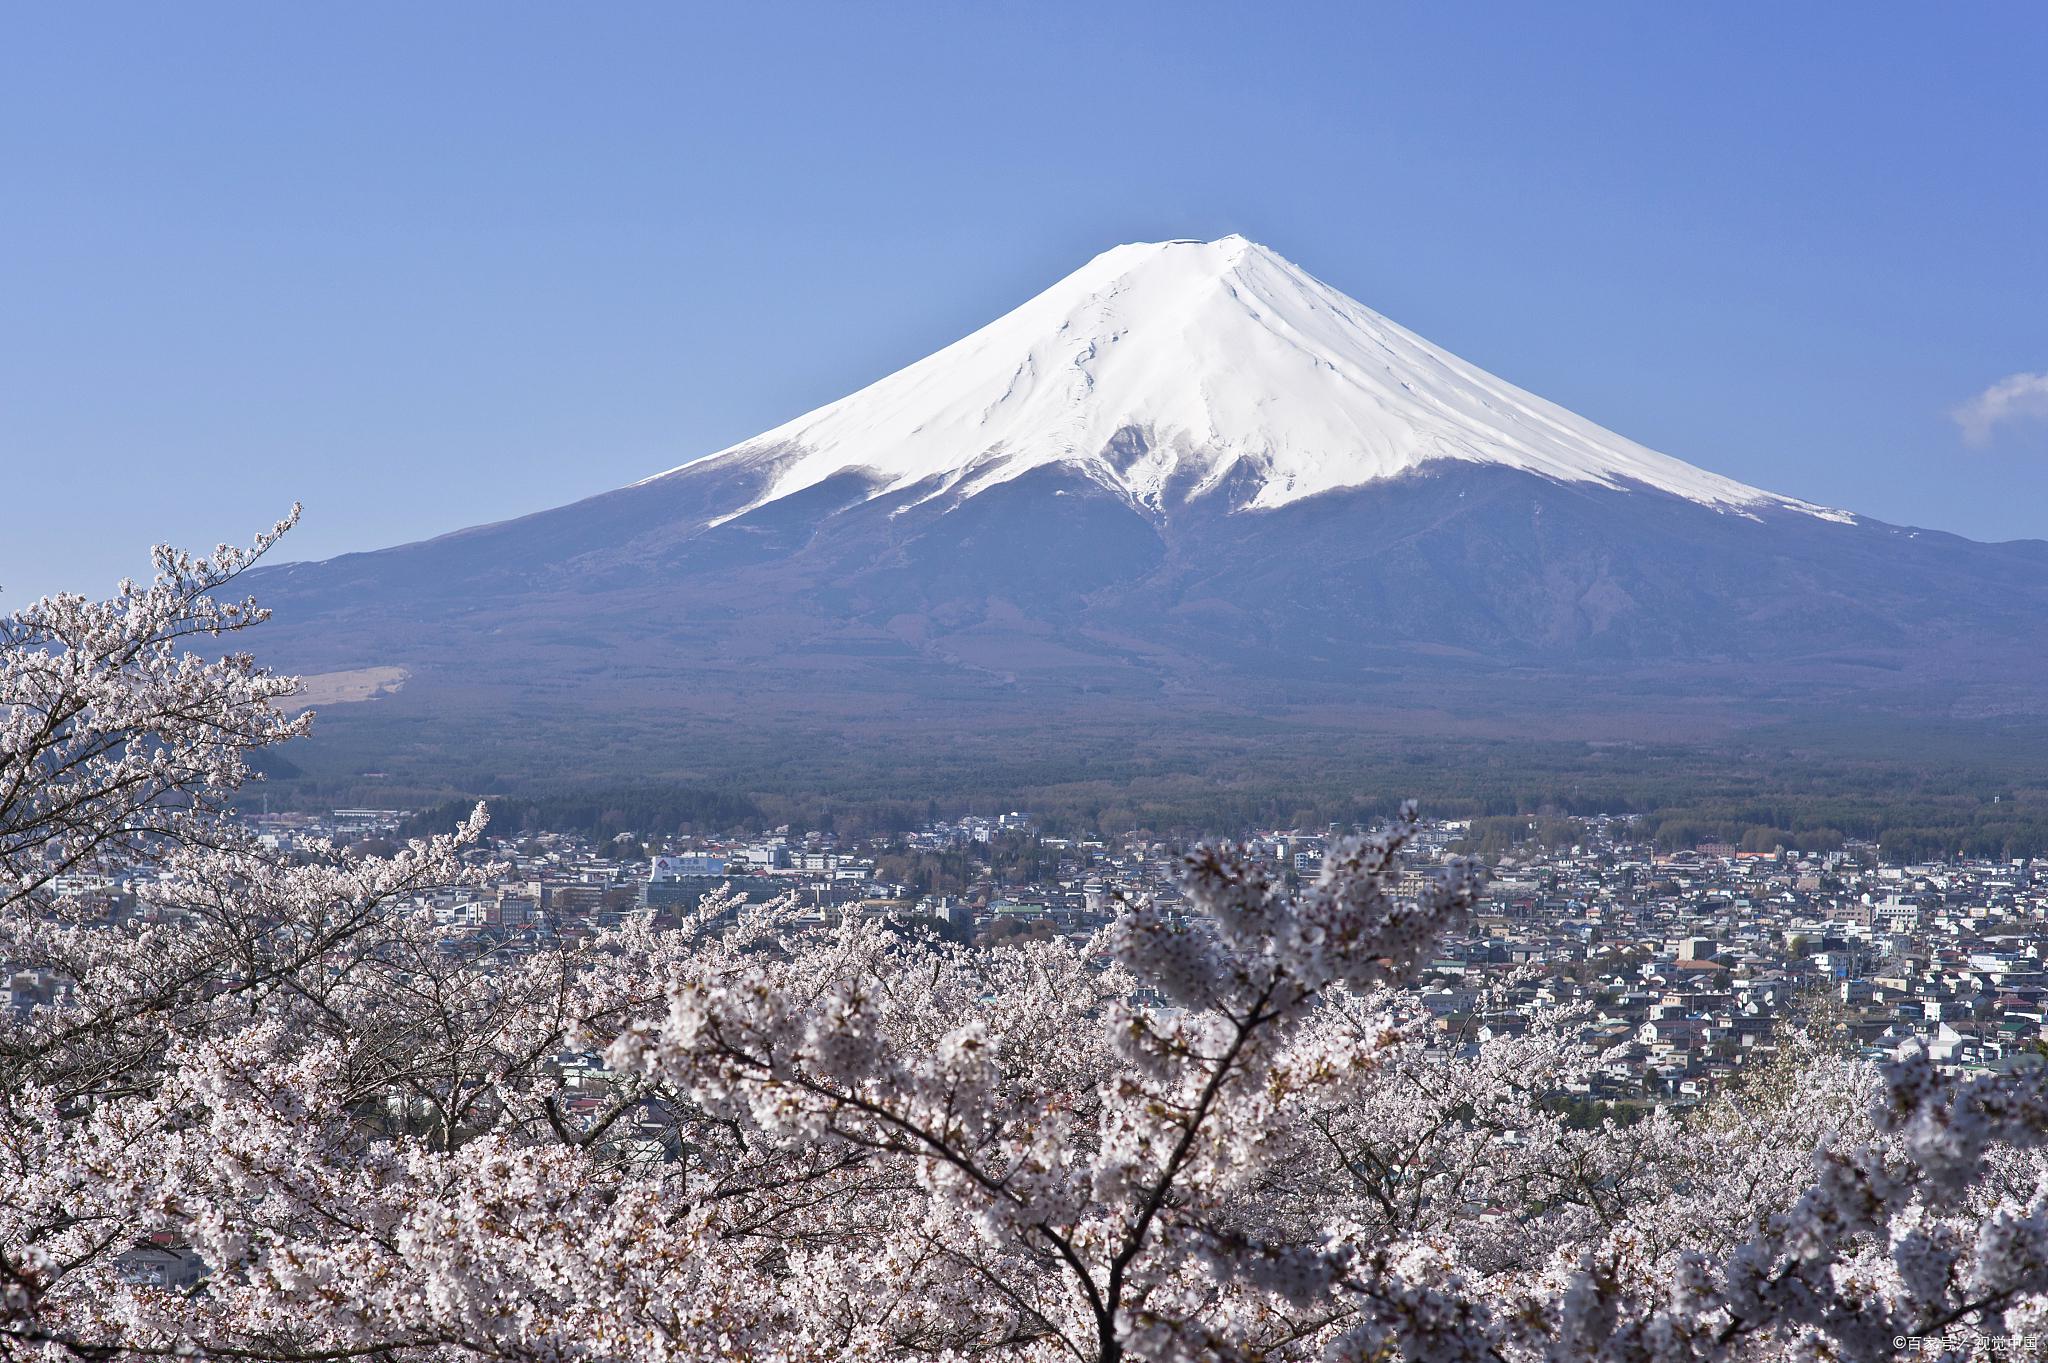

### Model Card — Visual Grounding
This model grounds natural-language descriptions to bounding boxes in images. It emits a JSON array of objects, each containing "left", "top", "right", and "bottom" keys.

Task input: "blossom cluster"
[{"left": 3, "top": 525, "right": 2046, "bottom": 1362}]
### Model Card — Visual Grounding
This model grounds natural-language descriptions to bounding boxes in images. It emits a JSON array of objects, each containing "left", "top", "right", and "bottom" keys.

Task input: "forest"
[{"left": 350, "top": 726, "right": 2048, "bottom": 862}]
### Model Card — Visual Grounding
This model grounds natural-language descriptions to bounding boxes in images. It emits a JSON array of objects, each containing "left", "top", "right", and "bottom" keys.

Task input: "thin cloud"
[{"left": 1953, "top": 371, "right": 2048, "bottom": 445}]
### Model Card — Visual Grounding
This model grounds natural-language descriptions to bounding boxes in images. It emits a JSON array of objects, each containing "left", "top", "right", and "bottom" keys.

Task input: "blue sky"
[{"left": 5, "top": 2, "right": 2047, "bottom": 601}]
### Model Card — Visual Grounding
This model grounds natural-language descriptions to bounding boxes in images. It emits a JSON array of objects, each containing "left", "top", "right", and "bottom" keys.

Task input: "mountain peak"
[{"left": 646, "top": 237, "right": 1848, "bottom": 526}]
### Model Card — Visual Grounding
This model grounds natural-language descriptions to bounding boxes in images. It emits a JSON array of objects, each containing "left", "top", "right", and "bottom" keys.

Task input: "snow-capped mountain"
[
  {"left": 646, "top": 235, "right": 1846, "bottom": 526},
  {"left": 249, "top": 237, "right": 2048, "bottom": 785}
]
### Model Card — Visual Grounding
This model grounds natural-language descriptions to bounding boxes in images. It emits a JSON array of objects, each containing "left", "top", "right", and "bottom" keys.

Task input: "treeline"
[
  {"left": 1455, "top": 816, "right": 1588, "bottom": 861},
  {"left": 397, "top": 787, "right": 763, "bottom": 845},
  {"left": 376, "top": 779, "right": 2048, "bottom": 865},
  {"left": 1457, "top": 806, "right": 2048, "bottom": 863},
  {"left": 1625, "top": 796, "right": 2048, "bottom": 861},
  {"left": 279, "top": 723, "right": 2048, "bottom": 862}
]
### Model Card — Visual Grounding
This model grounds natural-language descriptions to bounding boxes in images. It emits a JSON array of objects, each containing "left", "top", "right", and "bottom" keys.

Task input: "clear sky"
[{"left": 5, "top": 2, "right": 2047, "bottom": 601}]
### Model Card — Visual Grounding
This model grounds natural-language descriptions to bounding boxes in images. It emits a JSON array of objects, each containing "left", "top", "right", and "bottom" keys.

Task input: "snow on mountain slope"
[{"left": 645, "top": 235, "right": 1849, "bottom": 525}]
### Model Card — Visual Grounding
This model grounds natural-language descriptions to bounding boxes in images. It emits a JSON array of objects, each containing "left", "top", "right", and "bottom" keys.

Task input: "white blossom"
[{"left": 3, "top": 524, "right": 2044, "bottom": 1362}]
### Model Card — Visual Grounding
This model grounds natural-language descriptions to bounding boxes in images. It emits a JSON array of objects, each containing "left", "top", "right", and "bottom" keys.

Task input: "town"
[{"left": 21, "top": 804, "right": 2046, "bottom": 1112}]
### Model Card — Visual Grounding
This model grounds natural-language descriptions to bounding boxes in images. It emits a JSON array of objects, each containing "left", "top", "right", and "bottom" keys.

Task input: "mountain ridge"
[{"left": 245, "top": 237, "right": 2048, "bottom": 786}]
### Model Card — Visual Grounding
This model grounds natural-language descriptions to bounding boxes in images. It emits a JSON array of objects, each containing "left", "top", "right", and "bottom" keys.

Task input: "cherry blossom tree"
[{"left": 4, "top": 522, "right": 2047, "bottom": 1363}]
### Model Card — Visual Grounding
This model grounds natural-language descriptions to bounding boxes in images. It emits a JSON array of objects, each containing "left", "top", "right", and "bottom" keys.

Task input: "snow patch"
[{"left": 643, "top": 236, "right": 1849, "bottom": 526}]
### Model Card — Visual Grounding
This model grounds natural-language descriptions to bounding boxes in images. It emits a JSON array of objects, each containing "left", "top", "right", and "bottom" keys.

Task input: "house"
[{"left": 113, "top": 1241, "right": 206, "bottom": 1290}]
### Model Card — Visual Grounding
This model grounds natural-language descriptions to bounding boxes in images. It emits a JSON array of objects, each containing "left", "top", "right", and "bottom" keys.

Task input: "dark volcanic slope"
[{"left": 246, "top": 453, "right": 2048, "bottom": 781}]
